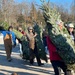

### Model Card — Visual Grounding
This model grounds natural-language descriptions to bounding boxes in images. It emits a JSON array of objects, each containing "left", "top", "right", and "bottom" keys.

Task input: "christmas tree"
[
  {"left": 13, "top": 29, "right": 23, "bottom": 40},
  {"left": 13, "top": 28, "right": 47, "bottom": 62},
  {"left": 33, "top": 24, "right": 47, "bottom": 62},
  {"left": 40, "top": 0, "right": 75, "bottom": 70},
  {"left": 13, "top": 29, "right": 30, "bottom": 60}
]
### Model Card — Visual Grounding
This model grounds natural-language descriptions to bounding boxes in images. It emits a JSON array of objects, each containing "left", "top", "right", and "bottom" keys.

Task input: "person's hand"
[{"left": 34, "top": 33, "right": 37, "bottom": 37}]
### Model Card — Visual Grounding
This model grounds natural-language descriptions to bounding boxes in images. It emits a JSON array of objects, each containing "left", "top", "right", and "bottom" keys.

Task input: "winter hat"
[
  {"left": 68, "top": 23, "right": 74, "bottom": 28},
  {"left": 56, "top": 20, "right": 63, "bottom": 25},
  {"left": 28, "top": 26, "right": 33, "bottom": 30}
]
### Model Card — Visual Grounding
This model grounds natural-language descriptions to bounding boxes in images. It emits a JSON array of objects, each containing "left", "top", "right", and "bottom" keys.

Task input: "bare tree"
[{"left": 70, "top": 0, "right": 75, "bottom": 22}]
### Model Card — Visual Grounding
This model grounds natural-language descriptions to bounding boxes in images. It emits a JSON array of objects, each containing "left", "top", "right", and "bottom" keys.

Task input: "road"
[{"left": 0, "top": 35, "right": 64, "bottom": 75}]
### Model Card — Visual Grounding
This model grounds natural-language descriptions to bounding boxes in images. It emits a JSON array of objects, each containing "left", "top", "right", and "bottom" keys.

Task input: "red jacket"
[{"left": 46, "top": 36, "right": 61, "bottom": 61}]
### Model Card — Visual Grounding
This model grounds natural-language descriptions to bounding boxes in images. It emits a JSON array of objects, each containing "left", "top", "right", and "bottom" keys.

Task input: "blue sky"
[
  {"left": 15, "top": 0, "right": 73, "bottom": 9},
  {"left": 15, "top": 0, "right": 73, "bottom": 4}
]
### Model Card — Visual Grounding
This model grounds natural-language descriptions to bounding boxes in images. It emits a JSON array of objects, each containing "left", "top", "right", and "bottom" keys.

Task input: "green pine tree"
[
  {"left": 33, "top": 24, "right": 48, "bottom": 62},
  {"left": 40, "top": 1, "right": 75, "bottom": 70}
]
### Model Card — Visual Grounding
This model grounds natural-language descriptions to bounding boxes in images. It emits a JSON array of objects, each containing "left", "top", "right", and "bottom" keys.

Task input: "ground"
[{"left": 0, "top": 35, "right": 64, "bottom": 75}]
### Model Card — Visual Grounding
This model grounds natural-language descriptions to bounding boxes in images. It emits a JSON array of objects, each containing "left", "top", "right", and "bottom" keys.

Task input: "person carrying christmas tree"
[
  {"left": 42, "top": 28, "right": 49, "bottom": 55},
  {"left": 46, "top": 20, "right": 67, "bottom": 75},
  {"left": 47, "top": 36, "right": 67, "bottom": 75},
  {"left": 0, "top": 26, "right": 16, "bottom": 62},
  {"left": 17, "top": 27, "right": 26, "bottom": 57},
  {"left": 26, "top": 26, "right": 44, "bottom": 66},
  {"left": 67, "top": 23, "right": 74, "bottom": 41}
]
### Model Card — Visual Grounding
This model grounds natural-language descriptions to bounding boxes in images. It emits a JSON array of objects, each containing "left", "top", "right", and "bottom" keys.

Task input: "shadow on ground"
[{"left": 0, "top": 44, "right": 54, "bottom": 75}]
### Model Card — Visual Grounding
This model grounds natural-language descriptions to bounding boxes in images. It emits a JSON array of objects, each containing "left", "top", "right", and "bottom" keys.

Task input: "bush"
[{"left": 0, "top": 21, "right": 9, "bottom": 30}]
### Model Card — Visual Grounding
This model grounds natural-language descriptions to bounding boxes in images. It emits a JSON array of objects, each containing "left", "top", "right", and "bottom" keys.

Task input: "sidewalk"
[{"left": 0, "top": 37, "right": 64, "bottom": 75}]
